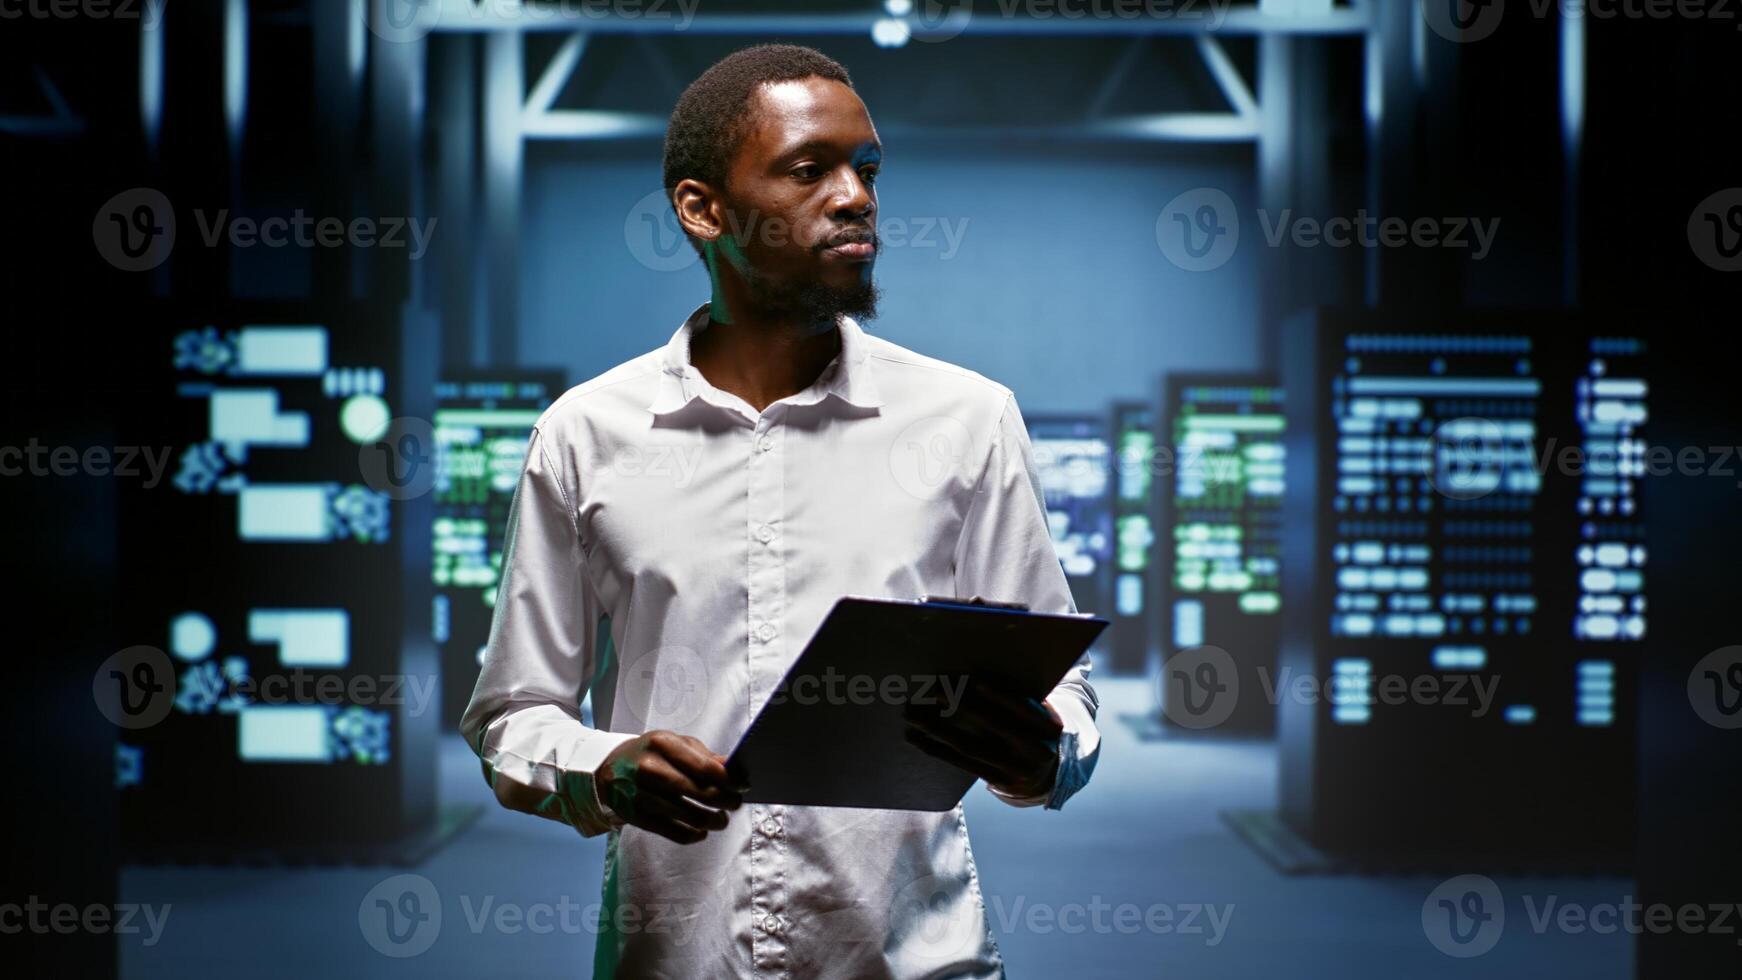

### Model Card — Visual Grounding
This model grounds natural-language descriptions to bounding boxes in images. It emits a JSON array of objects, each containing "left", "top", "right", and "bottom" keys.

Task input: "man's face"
[{"left": 717, "top": 76, "right": 882, "bottom": 324}]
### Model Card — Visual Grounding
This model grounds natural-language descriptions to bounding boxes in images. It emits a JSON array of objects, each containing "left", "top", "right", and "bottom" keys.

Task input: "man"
[{"left": 462, "top": 44, "right": 1100, "bottom": 979}]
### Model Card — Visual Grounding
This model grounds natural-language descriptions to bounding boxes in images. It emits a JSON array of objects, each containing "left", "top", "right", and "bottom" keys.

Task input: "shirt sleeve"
[
  {"left": 951, "top": 393, "right": 1101, "bottom": 811},
  {"left": 459, "top": 424, "right": 635, "bottom": 837}
]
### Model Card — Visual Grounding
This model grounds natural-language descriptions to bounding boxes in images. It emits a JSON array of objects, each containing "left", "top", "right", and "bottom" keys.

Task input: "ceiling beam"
[
  {"left": 417, "top": 1, "right": 1370, "bottom": 36},
  {"left": 0, "top": 66, "right": 85, "bottom": 137}
]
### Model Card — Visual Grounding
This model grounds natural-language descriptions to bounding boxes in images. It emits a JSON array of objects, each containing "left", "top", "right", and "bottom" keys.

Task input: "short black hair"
[{"left": 662, "top": 44, "right": 855, "bottom": 202}]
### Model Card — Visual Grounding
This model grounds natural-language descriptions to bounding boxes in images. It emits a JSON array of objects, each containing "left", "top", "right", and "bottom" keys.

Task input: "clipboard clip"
[{"left": 918, "top": 594, "right": 1030, "bottom": 612}]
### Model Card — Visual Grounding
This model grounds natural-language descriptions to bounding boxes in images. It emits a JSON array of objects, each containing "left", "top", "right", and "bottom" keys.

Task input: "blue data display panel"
[
  {"left": 1108, "top": 402, "right": 1158, "bottom": 674},
  {"left": 1158, "top": 376, "right": 1285, "bottom": 732},
  {"left": 1286, "top": 315, "right": 1647, "bottom": 857},
  {"left": 116, "top": 303, "right": 434, "bottom": 850},
  {"left": 433, "top": 373, "right": 564, "bottom": 726},
  {"left": 1326, "top": 335, "right": 1646, "bottom": 728},
  {"left": 1028, "top": 416, "right": 1114, "bottom": 619}
]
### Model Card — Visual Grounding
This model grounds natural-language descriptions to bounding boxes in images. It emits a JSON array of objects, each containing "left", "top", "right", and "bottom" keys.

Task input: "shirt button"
[
  {"left": 755, "top": 622, "right": 777, "bottom": 643},
  {"left": 761, "top": 818, "right": 782, "bottom": 837},
  {"left": 754, "top": 524, "right": 775, "bottom": 544},
  {"left": 761, "top": 915, "right": 783, "bottom": 935},
  {"left": 755, "top": 435, "right": 773, "bottom": 453}
]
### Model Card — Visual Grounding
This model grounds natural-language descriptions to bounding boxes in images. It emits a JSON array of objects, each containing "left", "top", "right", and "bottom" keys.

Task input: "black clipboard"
[{"left": 724, "top": 596, "right": 1107, "bottom": 811}]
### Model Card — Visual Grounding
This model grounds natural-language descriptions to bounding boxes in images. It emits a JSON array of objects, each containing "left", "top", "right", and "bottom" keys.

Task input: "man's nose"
[{"left": 829, "top": 166, "right": 874, "bottom": 220}]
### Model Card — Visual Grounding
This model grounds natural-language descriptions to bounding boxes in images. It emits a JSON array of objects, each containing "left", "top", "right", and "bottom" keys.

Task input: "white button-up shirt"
[{"left": 462, "top": 303, "right": 1100, "bottom": 979}]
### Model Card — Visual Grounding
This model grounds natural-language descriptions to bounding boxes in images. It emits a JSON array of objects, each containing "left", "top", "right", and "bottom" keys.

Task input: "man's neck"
[{"left": 689, "top": 308, "right": 843, "bottom": 414}]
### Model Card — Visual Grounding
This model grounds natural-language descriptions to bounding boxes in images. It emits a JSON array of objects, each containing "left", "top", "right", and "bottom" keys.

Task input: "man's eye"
[
  {"left": 859, "top": 167, "right": 879, "bottom": 185},
  {"left": 793, "top": 165, "right": 823, "bottom": 180}
]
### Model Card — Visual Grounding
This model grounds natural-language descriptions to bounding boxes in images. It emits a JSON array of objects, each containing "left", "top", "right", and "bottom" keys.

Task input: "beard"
[{"left": 742, "top": 263, "right": 881, "bottom": 328}]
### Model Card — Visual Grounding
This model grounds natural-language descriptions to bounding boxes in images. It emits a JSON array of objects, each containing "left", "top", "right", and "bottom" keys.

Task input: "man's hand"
[
  {"left": 902, "top": 681, "right": 1062, "bottom": 801},
  {"left": 596, "top": 731, "right": 742, "bottom": 844}
]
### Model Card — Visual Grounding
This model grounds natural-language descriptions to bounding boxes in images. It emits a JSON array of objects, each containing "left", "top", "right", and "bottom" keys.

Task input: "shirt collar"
[{"left": 647, "top": 302, "right": 884, "bottom": 417}]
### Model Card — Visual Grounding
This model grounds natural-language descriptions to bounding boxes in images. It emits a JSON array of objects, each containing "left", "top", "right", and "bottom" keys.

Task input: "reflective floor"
[{"left": 122, "top": 678, "right": 1630, "bottom": 978}]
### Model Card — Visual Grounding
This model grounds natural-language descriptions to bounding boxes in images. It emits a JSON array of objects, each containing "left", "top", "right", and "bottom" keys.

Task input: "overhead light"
[
  {"left": 884, "top": 0, "right": 914, "bottom": 15},
  {"left": 872, "top": 17, "right": 911, "bottom": 47}
]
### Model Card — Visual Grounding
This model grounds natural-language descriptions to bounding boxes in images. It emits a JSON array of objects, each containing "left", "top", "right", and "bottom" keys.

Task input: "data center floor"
[{"left": 121, "top": 677, "right": 1630, "bottom": 979}]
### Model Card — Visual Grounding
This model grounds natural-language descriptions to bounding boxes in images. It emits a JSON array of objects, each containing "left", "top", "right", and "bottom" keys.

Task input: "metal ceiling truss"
[
  {"left": 0, "top": 66, "right": 86, "bottom": 137},
  {"left": 426, "top": 0, "right": 1371, "bottom": 36},
  {"left": 518, "top": 26, "right": 1279, "bottom": 142}
]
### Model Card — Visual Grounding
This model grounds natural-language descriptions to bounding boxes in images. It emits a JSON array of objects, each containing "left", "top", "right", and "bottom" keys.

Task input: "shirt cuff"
[
  {"left": 566, "top": 729, "right": 635, "bottom": 836},
  {"left": 986, "top": 701, "right": 1090, "bottom": 811}
]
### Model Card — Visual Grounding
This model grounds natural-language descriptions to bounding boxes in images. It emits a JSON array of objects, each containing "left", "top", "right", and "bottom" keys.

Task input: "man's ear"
[{"left": 672, "top": 179, "right": 722, "bottom": 244}]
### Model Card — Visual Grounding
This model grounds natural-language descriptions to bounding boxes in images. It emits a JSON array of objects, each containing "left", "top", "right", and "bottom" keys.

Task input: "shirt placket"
[{"left": 746, "top": 406, "right": 790, "bottom": 977}]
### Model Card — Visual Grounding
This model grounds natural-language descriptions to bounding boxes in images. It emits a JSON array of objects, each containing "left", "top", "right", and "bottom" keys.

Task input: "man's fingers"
[
  {"left": 634, "top": 787, "right": 730, "bottom": 833},
  {"left": 910, "top": 709, "right": 1055, "bottom": 777},
  {"left": 911, "top": 702, "right": 1051, "bottom": 760},
  {"left": 970, "top": 684, "right": 1060, "bottom": 722},
  {"left": 952, "top": 685, "right": 1061, "bottom": 737},
  {"left": 652, "top": 734, "right": 743, "bottom": 808},
  {"left": 631, "top": 762, "right": 734, "bottom": 829},
  {"left": 639, "top": 815, "right": 709, "bottom": 845},
  {"left": 903, "top": 722, "right": 1024, "bottom": 787}
]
